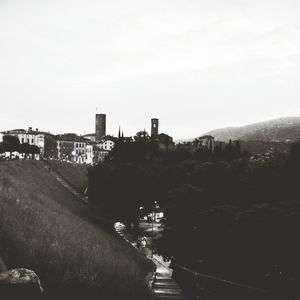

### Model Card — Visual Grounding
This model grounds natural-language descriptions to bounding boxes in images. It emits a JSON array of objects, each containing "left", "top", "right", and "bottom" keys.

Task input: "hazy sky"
[{"left": 1, "top": 0, "right": 300, "bottom": 139}]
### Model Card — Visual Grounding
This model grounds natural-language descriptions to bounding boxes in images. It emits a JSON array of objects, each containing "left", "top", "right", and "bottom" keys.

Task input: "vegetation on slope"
[
  {"left": 47, "top": 160, "right": 88, "bottom": 193},
  {"left": 0, "top": 160, "right": 154, "bottom": 300}
]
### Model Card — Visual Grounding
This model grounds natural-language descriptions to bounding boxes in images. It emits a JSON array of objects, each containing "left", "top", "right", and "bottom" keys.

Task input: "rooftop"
[{"left": 58, "top": 133, "right": 89, "bottom": 143}]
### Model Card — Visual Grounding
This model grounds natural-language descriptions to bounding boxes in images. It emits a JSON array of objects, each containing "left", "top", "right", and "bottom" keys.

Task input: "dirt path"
[{"left": 114, "top": 224, "right": 186, "bottom": 300}]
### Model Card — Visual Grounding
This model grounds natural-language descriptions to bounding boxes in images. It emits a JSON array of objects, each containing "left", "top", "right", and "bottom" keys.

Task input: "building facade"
[
  {"left": 57, "top": 133, "right": 88, "bottom": 163},
  {"left": 156, "top": 133, "right": 175, "bottom": 151},
  {"left": 94, "top": 136, "right": 115, "bottom": 162}
]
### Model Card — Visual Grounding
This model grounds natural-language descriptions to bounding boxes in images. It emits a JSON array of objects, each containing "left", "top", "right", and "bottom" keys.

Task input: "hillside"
[
  {"left": 0, "top": 160, "right": 154, "bottom": 300},
  {"left": 47, "top": 160, "right": 88, "bottom": 193},
  {"left": 205, "top": 117, "right": 300, "bottom": 142}
]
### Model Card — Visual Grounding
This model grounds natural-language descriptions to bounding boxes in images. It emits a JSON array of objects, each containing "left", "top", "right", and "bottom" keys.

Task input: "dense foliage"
[
  {"left": 0, "top": 135, "right": 40, "bottom": 159},
  {"left": 88, "top": 137, "right": 300, "bottom": 297}
]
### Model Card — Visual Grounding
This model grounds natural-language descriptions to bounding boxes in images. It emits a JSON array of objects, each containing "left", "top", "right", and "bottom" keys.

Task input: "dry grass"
[{"left": 0, "top": 160, "right": 154, "bottom": 300}]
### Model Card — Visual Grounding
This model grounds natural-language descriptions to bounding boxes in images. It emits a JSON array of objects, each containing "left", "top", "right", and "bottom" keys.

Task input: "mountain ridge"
[
  {"left": 176, "top": 117, "right": 300, "bottom": 143},
  {"left": 206, "top": 116, "right": 300, "bottom": 142}
]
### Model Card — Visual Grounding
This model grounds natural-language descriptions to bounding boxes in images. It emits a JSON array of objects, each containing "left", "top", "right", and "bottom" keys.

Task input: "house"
[
  {"left": 98, "top": 138, "right": 115, "bottom": 151},
  {"left": 154, "top": 133, "right": 175, "bottom": 151},
  {"left": 194, "top": 135, "right": 215, "bottom": 152},
  {"left": 57, "top": 133, "right": 88, "bottom": 163},
  {"left": 94, "top": 136, "right": 116, "bottom": 162},
  {"left": 72, "top": 133, "right": 116, "bottom": 164}
]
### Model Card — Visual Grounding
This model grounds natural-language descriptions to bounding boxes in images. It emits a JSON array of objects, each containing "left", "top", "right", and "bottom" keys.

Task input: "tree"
[
  {"left": 289, "top": 140, "right": 300, "bottom": 165},
  {"left": 20, "top": 143, "right": 31, "bottom": 158},
  {"left": 0, "top": 142, "right": 4, "bottom": 154},
  {"left": 110, "top": 131, "right": 158, "bottom": 163},
  {"left": 2, "top": 141, "right": 12, "bottom": 153},
  {"left": 3, "top": 135, "right": 20, "bottom": 158},
  {"left": 29, "top": 145, "right": 40, "bottom": 159},
  {"left": 134, "top": 130, "right": 150, "bottom": 142},
  {"left": 88, "top": 162, "right": 159, "bottom": 226},
  {"left": 44, "top": 135, "right": 57, "bottom": 158},
  {"left": 235, "top": 140, "right": 241, "bottom": 153}
]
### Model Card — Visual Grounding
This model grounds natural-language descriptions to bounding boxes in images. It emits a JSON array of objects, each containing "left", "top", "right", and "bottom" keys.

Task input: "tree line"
[{"left": 0, "top": 135, "right": 40, "bottom": 159}]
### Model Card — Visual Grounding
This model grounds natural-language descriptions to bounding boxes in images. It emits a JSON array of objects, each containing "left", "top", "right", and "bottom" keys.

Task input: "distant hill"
[{"left": 205, "top": 117, "right": 300, "bottom": 142}]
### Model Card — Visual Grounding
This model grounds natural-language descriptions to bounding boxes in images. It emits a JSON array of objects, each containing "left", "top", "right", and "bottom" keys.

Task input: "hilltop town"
[{"left": 0, "top": 113, "right": 217, "bottom": 164}]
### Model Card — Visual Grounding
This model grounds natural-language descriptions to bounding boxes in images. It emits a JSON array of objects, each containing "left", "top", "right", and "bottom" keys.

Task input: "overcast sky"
[{"left": 1, "top": 0, "right": 300, "bottom": 139}]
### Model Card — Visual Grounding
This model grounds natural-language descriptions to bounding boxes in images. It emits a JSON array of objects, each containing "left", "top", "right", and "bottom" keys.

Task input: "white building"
[
  {"left": 86, "top": 144, "right": 94, "bottom": 164},
  {"left": 1, "top": 128, "right": 45, "bottom": 154},
  {"left": 56, "top": 133, "right": 115, "bottom": 164},
  {"left": 98, "top": 139, "right": 114, "bottom": 151}
]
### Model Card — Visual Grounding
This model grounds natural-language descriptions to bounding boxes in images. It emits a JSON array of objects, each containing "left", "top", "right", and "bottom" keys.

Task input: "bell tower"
[
  {"left": 95, "top": 113, "right": 106, "bottom": 142},
  {"left": 151, "top": 118, "right": 159, "bottom": 137}
]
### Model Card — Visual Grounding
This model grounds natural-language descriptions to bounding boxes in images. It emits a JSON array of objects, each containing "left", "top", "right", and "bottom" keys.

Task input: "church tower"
[
  {"left": 95, "top": 113, "right": 106, "bottom": 142},
  {"left": 151, "top": 118, "right": 159, "bottom": 137}
]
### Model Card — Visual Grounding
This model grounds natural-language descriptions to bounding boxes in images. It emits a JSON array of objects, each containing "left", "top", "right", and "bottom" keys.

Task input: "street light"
[{"left": 151, "top": 201, "right": 158, "bottom": 259}]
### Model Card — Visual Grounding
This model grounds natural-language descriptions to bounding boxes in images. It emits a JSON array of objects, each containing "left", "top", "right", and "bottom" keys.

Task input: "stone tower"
[
  {"left": 151, "top": 118, "right": 159, "bottom": 137},
  {"left": 95, "top": 114, "right": 106, "bottom": 142}
]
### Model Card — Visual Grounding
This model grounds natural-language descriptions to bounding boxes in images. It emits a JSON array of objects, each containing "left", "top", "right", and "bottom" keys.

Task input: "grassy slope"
[
  {"left": 0, "top": 160, "right": 154, "bottom": 300},
  {"left": 47, "top": 160, "right": 88, "bottom": 193}
]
